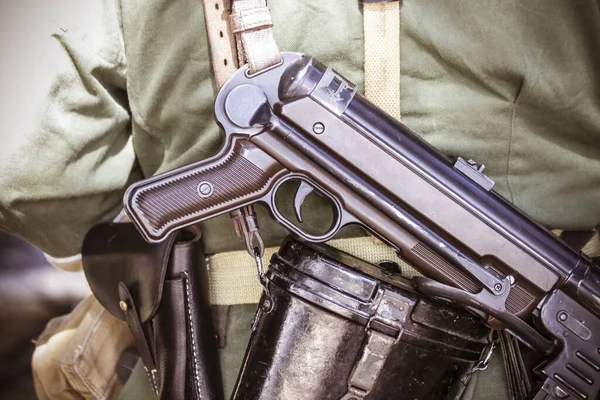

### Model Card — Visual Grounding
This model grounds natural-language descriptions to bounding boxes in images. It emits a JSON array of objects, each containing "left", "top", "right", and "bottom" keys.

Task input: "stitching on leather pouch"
[{"left": 182, "top": 271, "right": 202, "bottom": 396}]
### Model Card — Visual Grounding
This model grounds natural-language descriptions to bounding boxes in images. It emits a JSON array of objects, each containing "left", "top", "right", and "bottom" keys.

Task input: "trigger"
[{"left": 293, "top": 181, "right": 315, "bottom": 222}]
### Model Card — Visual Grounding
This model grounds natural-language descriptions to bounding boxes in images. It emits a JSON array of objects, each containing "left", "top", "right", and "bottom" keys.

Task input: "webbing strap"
[
  {"left": 202, "top": 0, "right": 280, "bottom": 85},
  {"left": 361, "top": 0, "right": 415, "bottom": 280},
  {"left": 363, "top": 1, "right": 402, "bottom": 121},
  {"left": 582, "top": 232, "right": 600, "bottom": 256},
  {"left": 230, "top": 0, "right": 281, "bottom": 74},
  {"left": 207, "top": 236, "right": 419, "bottom": 305}
]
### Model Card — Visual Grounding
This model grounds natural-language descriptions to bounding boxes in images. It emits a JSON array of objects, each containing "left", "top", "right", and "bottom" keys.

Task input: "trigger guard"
[{"left": 264, "top": 174, "right": 351, "bottom": 242}]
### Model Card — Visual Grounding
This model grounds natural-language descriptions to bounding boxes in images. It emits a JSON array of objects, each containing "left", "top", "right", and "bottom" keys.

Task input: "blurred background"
[
  {"left": 0, "top": 0, "right": 98, "bottom": 147},
  {"left": 0, "top": 232, "right": 89, "bottom": 399},
  {"left": 0, "top": 1, "right": 93, "bottom": 398}
]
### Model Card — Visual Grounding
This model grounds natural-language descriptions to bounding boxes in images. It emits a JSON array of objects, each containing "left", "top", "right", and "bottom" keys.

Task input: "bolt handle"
[{"left": 124, "top": 138, "right": 288, "bottom": 243}]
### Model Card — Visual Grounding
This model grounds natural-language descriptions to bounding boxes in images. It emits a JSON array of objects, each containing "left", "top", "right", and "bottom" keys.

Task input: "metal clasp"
[
  {"left": 231, "top": 206, "right": 271, "bottom": 300},
  {"left": 461, "top": 332, "right": 498, "bottom": 386},
  {"left": 339, "top": 290, "right": 412, "bottom": 400}
]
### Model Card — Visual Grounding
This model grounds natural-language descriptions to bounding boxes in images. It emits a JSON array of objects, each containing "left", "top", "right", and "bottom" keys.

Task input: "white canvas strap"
[
  {"left": 230, "top": 0, "right": 281, "bottom": 74},
  {"left": 208, "top": 236, "right": 419, "bottom": 305},
  {"left": 362, "top": 1, "right": 402, "bottom": 121},
  {"left": 202, "top": 0, "right": 281, "bottom": 83}
]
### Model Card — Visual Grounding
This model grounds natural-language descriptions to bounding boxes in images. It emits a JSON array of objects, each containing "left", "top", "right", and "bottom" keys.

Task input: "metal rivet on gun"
[
  {"left": 494, "top": 283, "right": 503, "bottom": 292},
  {"left": 558, "top": 312, "right": 568, "bottom": 322},
  {"left": 553, "top": 386, "right": 569, "bottom": 399},
  {"left": 197, "top": 181, "right": 214, "bottom": 198},
  {"left": 313, "top": 122, "right": 325, "bottom": 134}
]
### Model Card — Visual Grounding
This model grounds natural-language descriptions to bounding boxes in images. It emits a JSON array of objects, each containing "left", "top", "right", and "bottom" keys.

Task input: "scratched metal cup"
[{"left": 232, "top": 237, "right": 492, "bottom": 400}]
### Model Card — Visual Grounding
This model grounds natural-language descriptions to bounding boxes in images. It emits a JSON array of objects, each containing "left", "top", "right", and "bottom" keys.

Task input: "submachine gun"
[{"left": 124, "top": 53, "right": 600, "bottom": 400}]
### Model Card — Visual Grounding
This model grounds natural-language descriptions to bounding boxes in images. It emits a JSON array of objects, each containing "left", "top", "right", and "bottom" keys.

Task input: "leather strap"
[
  {"left": 363, "top": 1, "right": 402, "bottom": 121},
  {"left": 230, "top": 6, "right": 272, "bottom": 34},
  {"left": 118, "top": 282, "right": 159, "bottom": 394},
  {"left": 202, "top": 0, "right": 239, "bottom": 88},
  {"left": 202, "top": 0, "right": 281, "bottom": 81}
]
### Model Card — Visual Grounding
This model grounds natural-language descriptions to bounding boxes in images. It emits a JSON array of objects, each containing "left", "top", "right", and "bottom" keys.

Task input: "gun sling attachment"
[{"left": 232, "top": 237, "right": 492, "bottom": 400}]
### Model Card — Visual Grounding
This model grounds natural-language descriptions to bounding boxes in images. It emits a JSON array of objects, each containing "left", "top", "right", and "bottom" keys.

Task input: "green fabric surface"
[
  {"left": 462, "top": 351, "right": 509, "bottom": 400},
  {"left": 119, "top": 360, "right": 158, "bottom": 400},
  {"left": 0, "top": 1, "right": 141, "bottom": 256},
  {"left": 399, "top": 0, "right": 600, "bottom": 229},
  {"left": 218, "top": 304, "right": 256, "bottom": 397}
]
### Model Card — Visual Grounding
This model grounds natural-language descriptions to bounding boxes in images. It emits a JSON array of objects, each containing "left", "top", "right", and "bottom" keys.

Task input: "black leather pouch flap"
[{"left": 83, "top": 222, "right": 178, "bottom": 323}]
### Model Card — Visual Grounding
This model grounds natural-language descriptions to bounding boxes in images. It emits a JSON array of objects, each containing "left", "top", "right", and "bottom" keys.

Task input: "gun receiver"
[{"left": 125, "top": 53, "right": 600, "bottom": 399}]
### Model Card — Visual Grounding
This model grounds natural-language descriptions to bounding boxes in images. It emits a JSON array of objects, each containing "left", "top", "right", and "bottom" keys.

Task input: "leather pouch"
[{"left": 82, "top": 222, "right": 222, "bottom": 400}]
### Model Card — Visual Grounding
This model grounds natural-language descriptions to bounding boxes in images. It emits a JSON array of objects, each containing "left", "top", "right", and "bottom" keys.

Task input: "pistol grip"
[{"left": 125, "top": 138, "right": 288, "bottom": 242}]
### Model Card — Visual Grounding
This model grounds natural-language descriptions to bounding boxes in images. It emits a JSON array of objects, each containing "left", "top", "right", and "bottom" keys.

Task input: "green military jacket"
[
  {"left": 1, "top": 0, "right": 599, "bottom": 259},
  {"left": 2, "top": 0, "right": 600, "bottom": 398}
]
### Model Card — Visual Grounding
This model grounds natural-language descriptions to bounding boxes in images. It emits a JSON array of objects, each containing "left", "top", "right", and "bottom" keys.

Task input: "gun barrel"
[
  {"left": 277, "top": 55, "right": 597, "bottom": 316},
  {"left": 344, "top": 96, "right": 578, "bottom": 278}
]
